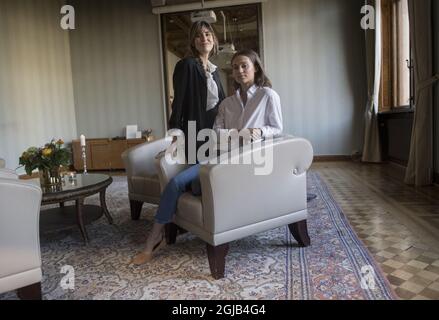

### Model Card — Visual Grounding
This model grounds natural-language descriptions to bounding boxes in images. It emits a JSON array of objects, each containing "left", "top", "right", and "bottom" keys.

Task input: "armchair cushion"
[{"left": 177, "top": 194, "right": 203, "bottom": 228}]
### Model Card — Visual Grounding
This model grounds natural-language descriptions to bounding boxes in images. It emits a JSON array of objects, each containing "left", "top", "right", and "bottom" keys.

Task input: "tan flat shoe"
[{"left": 131, "top": 236, "right": 166, "bottom": 266}]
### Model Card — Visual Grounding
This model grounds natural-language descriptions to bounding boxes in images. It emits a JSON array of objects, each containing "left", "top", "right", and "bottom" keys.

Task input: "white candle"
[{"left": 80, "top": 134, "right": 86, "bottom": 147}]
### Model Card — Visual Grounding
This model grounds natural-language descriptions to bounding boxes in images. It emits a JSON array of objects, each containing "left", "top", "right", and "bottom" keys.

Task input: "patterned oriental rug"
[{"left": 1, "top": 172, "right": 396, "bottom": 300}]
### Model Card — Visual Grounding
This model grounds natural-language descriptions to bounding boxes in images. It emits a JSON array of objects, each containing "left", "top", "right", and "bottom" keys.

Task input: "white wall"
[
  {"left": 0, "top": 0, "right": 368, "bottom": 168},
  {"left": 434, "top": 0, "right": 439, "bottom": 176},
  {"left": 0, "top": 0, "right": 77, "bottom": 171},
  {"left": 70, "top": 0, "right": 367, "bottom": 156},
  {"left": 263, "top": 0, "right": 367, "bottom": 155},
  {"left": 167, "top": 50, "right": 180, "bottom": 102},
  {"left": 69, "top": 0, "right": 165, "bottom": 139}
]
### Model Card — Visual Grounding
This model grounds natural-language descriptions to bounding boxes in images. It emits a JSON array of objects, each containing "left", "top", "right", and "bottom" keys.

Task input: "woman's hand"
[{"left": 249, "top": 128, "right": 262, "bottom": 141}]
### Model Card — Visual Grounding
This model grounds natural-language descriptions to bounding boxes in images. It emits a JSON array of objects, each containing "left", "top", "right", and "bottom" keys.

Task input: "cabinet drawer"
[
  {"left": 109, "top": 140, "right": 127, "bottom": 169},
  {"left": 72, "top": 138, "right": 147, "bottom": 171},
  {"left": 89, "top": 141, "right": 111, "bottom": 170}
]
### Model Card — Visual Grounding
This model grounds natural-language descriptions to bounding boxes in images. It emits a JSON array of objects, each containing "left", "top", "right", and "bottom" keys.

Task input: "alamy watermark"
[
  {"left": 361, "top": 5, "right": 376, "bottom": 30},
  {"left": 163, "top": 121, "right": 275, "bottom": 176},
  {"left": 360, "top": 265, "right": 376, "bottom": 290},
  {"left": 60, "top": 4, "right": 376, "bottom": 31},
  {"left": 60, "top": 5, "right": 75, "bottom": 30},
  {"left": 60, "top": 265, "right": 75, "bottom": 291}
]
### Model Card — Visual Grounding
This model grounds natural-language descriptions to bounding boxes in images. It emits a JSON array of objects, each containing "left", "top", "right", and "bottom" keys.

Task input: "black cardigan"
[{"left": 169, "top": 57, "right": 226, "bottom": 135}]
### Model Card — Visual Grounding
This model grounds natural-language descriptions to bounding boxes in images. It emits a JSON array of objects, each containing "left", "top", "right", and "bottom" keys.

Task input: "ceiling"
[{"left": 153, "top": 0, "right": 227, "bottom": 6}]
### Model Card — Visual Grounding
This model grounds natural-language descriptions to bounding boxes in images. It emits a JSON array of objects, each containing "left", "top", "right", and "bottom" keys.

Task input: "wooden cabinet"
[{"left": 72, "top": 138, "right": 146, "bottom": 171}]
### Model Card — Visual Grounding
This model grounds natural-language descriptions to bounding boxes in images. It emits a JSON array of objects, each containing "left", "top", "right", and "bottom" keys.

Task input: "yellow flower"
[
  {"left": 42, "top": 148, "right": 52, "bottom": 157},
  {"left": 56, "top": 139, "right": 64, "bottom": 145}
]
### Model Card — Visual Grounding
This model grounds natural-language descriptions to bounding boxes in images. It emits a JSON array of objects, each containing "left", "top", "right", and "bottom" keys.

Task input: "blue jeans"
[{"left": 155, "top": 164, "right": 201, "bottom": 224}]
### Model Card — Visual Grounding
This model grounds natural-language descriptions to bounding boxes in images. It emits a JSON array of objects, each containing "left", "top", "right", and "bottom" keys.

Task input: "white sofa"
[
  {"left": 0, "top": 169, "right": 43, "bottom": 299},
  {"left": 155, "top": 135, "right": 314, "bottom": 279}
]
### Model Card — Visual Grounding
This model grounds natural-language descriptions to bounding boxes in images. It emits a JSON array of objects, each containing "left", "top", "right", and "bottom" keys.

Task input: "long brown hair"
[
  {"left": 187, "top": 21, "right": 219, "bottom": 58},
  {"left": 231, "top": 49, "right": 272, "bottom": 90}
]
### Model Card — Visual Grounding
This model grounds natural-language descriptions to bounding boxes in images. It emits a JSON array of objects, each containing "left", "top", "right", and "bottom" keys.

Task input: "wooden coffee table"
[{"left": 41, "top": 173, "right": 113, "bottom": 244}]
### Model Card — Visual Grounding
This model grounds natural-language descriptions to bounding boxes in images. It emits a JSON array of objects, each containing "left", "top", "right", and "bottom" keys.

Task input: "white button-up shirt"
[
  {"left": 213, "top": 84, "right": 283, "bottom": 138},
  {"left": 206, "top": 61, "right": 219, "bottom": 111}
]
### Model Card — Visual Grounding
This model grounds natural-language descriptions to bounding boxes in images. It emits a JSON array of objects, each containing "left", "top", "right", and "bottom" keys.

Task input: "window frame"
[{"left": 379, "top": 0, "right": 414, "bottom": 114}]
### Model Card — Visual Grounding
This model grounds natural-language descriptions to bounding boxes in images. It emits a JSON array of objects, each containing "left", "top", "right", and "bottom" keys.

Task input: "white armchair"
[
  {"left": 121, "top": 138, "right": 172, "bottom": 220},
  {"left": 155, "top": 135, "right": 314, "bottom": 279},
  {"left": 0, "top": 169, "right": 43, "bottom": 299}
]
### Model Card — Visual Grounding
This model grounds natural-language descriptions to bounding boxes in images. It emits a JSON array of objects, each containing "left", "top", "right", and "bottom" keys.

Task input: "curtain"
[
  {"left": 362, "top": 0, "right": 382, "bottom": 163},
  {"left": 404, "top": 0, "right": 439, "bottom": 186}
]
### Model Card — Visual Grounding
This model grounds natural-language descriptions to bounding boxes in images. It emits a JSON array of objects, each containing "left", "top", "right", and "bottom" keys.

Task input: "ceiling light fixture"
[{"left": 211, "top": 10, "right": 237, "bottom": 69}]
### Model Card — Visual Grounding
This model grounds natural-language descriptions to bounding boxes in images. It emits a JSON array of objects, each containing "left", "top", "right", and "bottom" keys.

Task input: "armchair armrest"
[
  {"left": 0, "top": 178, "right": 42, "bottom": 286},
  {"left": 199, "top": 137, "right": 313, "bottom": 234},
  {"left": 0, "top": 168, "right": 18, "bottom": 180},
  {"left": 121, "top": 138, "right": 171, "bottom": 177}
]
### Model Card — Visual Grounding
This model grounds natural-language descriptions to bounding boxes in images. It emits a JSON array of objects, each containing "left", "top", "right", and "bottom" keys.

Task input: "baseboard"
[
  {"left": 387, "top": 160, "right": 407, "bottom": 169},
  {"left": 314, "top": 155, "right": 353, "bottom": 162},
  {"left": 387, "top": 157, "right": 408, "bottom": 167},
  {"left": 388, "top": 163, "right": 439, "bottom": 186}
]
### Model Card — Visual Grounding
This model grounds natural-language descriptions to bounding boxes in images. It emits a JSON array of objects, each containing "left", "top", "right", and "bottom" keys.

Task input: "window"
[{"left": 380, "top": 0, "right": 412, "bottom": 112}]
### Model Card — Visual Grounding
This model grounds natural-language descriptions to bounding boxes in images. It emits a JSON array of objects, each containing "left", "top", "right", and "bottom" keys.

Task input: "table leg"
[
  {"left": 100, "top": 189, "right": 113, "bottom": 224},
  {"left": 75, "top": 198, "right": 89, "bottom": 244},
  {"left": 60, "top": 202, "right": 65, "bottom": 208}
]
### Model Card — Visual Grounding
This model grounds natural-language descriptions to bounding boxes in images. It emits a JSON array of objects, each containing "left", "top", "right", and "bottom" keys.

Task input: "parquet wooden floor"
[{"left": 313, "top": 161, "right": 439, "bottom": 300}]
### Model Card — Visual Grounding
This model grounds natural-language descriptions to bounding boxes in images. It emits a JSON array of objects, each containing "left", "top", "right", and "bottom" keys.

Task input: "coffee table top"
[{"left": 42, "top": 173, "right": 113, "bottom": 204}]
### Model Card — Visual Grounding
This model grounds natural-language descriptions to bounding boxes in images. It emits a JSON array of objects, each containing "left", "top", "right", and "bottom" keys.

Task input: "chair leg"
[
  {"left": 206, "top": 243, "right": 229, "bottom": 280},
  {"left": 17, "top": 282, "right": 42, "bottom": 300},
  {"left": 129, "top": 200, "right": 143, "bottom": 220},
  {"left": 288, "top": 220, "right": 311, "bottom": 247},
  {"left": 177, "top": 226, "right": 188, "bottom": 235},
  {"left": 165, "top": 223, "right": 178, "bottom": 245}
]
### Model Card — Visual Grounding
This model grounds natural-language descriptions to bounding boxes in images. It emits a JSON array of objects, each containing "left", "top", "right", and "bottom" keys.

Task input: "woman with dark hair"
[
  {"left": 214, "top": 49, "right": 283, "bottom": 140},
  {"left": 169, "top": 21, "right": 225, "bottom": 141},
  {"left": 132, "top": 21, "right": 225, "bottom": 265},
  {"left": 213, "top": 50, "right": 318, "bottom": 202}
]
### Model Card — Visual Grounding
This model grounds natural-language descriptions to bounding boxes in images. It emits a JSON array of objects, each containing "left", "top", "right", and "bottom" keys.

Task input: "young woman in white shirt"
[
  {"left": 213, "top": 49, "right": 283, "bottom": 140},
  {"left": 216, "top": 50, "right": 318, "bottom": 203},
  {"left": 132, "top": 49, "right": 284, "bottom": 265}
]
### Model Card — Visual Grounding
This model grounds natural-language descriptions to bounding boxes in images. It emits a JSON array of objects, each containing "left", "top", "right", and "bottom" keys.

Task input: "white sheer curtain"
[
  {"left": 404, "top": 0, "right": 439, "bottom": 186},
  {"left": 362, "top": 0, "right": 382, "bottom": 163}
]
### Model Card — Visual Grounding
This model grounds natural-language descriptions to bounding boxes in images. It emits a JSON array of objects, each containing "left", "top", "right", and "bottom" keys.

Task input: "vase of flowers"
[
  {"left": 19, "top": 139, "right": 71, "bottom": 187},
  {"left": 39, "top": 165, "right": 62, "bottom": 187}
]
